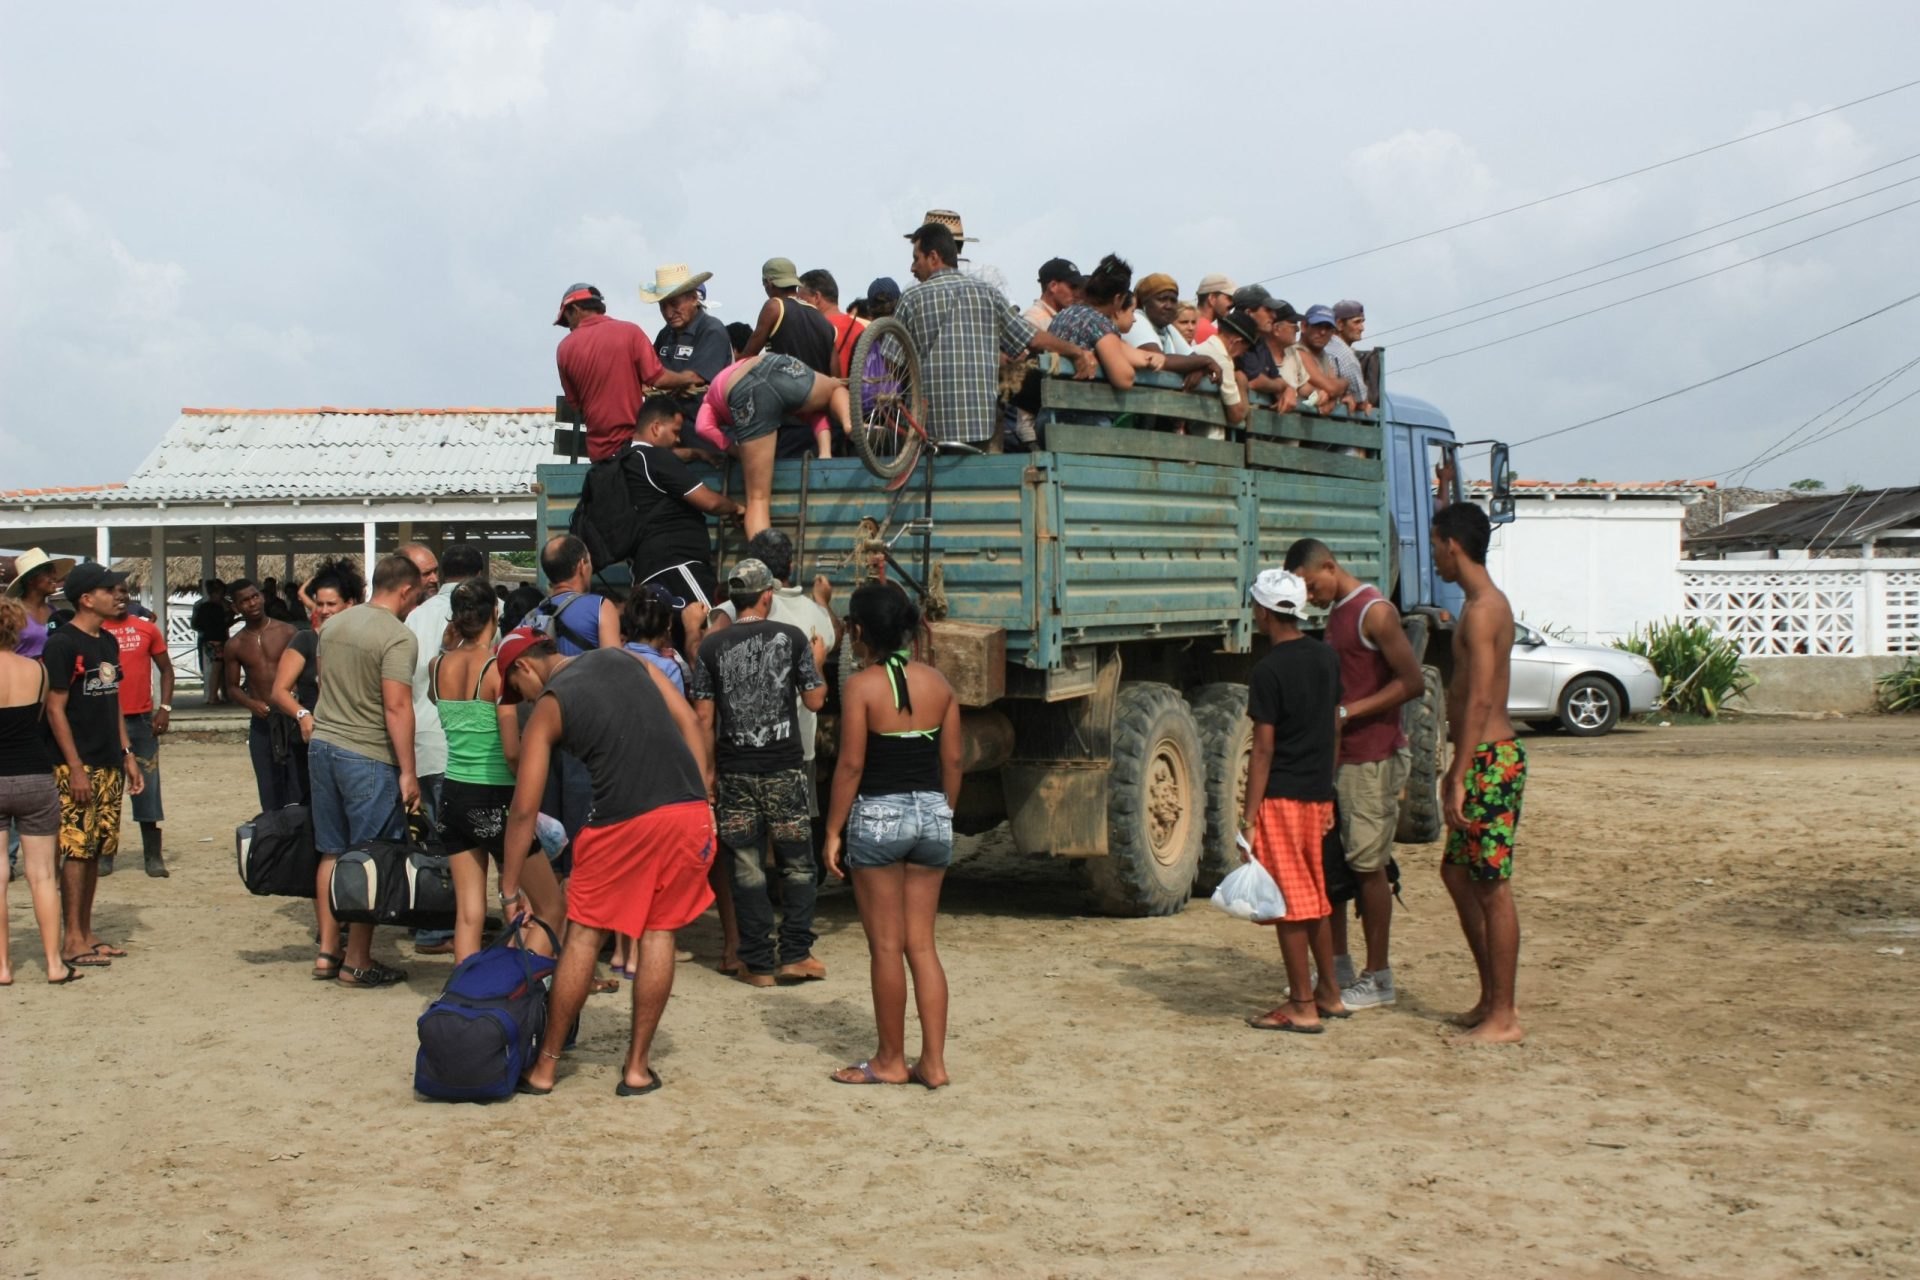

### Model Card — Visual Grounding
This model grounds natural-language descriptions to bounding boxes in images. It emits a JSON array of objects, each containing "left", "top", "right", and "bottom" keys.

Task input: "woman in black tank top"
[
  {"left": 0, "top": 597, "right": 73, "bottom": 983},
  {"left": 823, "top": 583, "right": 962, "bottom": 1088}
]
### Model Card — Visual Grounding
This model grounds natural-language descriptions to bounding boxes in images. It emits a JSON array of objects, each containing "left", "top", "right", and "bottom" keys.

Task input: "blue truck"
[{"left": 538, "top": 360, "right": 1512, "bottom": 916}]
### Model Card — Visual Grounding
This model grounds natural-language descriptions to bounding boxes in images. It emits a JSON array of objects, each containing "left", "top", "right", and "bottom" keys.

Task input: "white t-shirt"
[
  {"left": 1126, "top": 312, "right": 1193, "bottom": 356},
  {"left": 715, "top": 585, "right": 836, "bottom": 761},
  {"left": 405, "top": 580, "right": 457, "bottom": 777},
  {"left": 1195, "top": 335, "right": 1242, "bottom": 407}
]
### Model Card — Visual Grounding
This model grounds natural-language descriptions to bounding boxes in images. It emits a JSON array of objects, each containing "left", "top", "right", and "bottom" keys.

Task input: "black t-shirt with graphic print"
[
  {"left": 689, "top": 618, "right": 823, "bottom": 775},
  {"left": 42, "top": 625, "right": 126, "bottom": 769}
]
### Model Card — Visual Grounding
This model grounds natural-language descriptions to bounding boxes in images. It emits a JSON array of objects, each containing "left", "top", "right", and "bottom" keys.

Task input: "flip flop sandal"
[
  {"left": 831, "top": 1061, "right": 902, "bottom": 1086},
  {"left": 91, "top": 942, "right": 128, "bottom": 958},
  {"left": 312, "top": 952, "right": 344, "bottom": 981},
  {"left": 64, "top": 953, "right": 111, "bottom": 968},
  {"left": 49, "top": 965, "right": 85, "bottom": 985},
  {"left": 1247, "top": 1012, "right": 1325, "bottom": 1034},
  {"left": 615, "top": 1068, "right": 663, "bottom": 1097},
  {"left": 590, "top": 977, "right": 621, "bottom": 995},
  {"left": 1318, "top": 1007, "right": 1353, "bottom": 1020},
  {"left": 515, "top": 1079, "right": 553, "bottom": 1097}
]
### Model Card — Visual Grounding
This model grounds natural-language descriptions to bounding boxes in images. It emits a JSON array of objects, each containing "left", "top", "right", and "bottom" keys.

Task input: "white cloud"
[{"left": 368, "top": 0, "right": 556, "bottom": 129}]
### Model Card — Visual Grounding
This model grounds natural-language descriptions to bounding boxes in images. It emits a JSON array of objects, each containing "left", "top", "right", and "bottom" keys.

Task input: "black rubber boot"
[
  {"left": 99, "top": 853, "right": 115, "bottom": 876},
  {"left": 142, "top": 823, "right": 169, "bottom": 878}
]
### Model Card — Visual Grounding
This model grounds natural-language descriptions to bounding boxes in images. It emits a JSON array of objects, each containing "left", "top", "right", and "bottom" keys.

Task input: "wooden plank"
[
  {"left": 1045, "top": 422, "right": 1242, "bottom": 468},
  {"left": 1244, "top": 409, "right": 1380, "bottom": 449},
  {"left": 1248, "top": 439, "right": 1383, "bottom": 482},
  {"left": 1040, "top": 380, "right": 1232, "bottom": 429}
]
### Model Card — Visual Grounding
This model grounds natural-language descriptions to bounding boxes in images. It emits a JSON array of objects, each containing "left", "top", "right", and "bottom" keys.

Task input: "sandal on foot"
[
  {"left": 369, "top": 960, "right": 409, "bottom": 985},
  {"left": 336, "top": 965, "right": 395, "bottom": 989},
  {"left": 49, "top": 965, "right": 85, "bottom": 985},
  {"left": 590, "top": 977, "right": 621, "bottom": 995},
  {"left": 91, "top": 942, "right": 128, "bottom": 958},
  {"left": 1247, "top": 1011, "right": 1324, "bottom": 1034},
  {"left": 1317, "top": 1006, "right": 1353, "bottom": 1020},
  {"left": 312, "top": 952, "right": 344, "bottom": 981},
  {"left": 615, "top": 1068, "right": 663, "bottom": 1097},
  {"left": 832, "top": 1061, "right": 905, "bottom": 1086},
  {"left": 64, "top": 952, "right": 111, "bottom": 968},
  {"left": 515, "top": 1079, "right": 553, "bottom": 1096}
]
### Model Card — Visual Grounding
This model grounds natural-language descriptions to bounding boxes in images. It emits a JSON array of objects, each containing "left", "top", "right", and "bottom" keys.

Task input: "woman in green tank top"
[{"left": 432, "top": 581, "right": 563, "bottom": 962}]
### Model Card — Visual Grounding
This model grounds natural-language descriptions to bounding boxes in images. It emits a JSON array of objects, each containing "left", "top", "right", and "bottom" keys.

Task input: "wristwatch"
[
  {"left": 295, "top": 709, "right": 311, "bottom": 721},
  {"left": 1336, "top": 705, "right": 1350, "bottom": 722},
  {"left": 157, "top": 703, "right": 172, "bottom": 712}
]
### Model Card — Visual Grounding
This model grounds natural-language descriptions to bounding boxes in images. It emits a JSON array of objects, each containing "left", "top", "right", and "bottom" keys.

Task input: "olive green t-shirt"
[{"left": 311, "top": 604, "right": 418, "bottom": 766}]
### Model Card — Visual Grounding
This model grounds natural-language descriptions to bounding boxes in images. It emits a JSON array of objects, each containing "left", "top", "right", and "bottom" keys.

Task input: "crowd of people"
[{"left": 0, "top": 210, "right": 1529, "bottom": 1069}]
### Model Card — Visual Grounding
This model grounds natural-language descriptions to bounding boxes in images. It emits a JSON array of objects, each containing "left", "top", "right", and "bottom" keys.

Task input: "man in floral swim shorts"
[{"left": 1432, "top": 501, "right": 1527, "bottom": 1045}]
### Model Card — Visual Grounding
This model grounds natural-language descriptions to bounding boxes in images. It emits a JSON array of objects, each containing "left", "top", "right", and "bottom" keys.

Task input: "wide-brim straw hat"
[
  {"left": 905, "top": 208, "right": 978, "bottom": 244},
  {"left": 638, "top": 263, "right": 714, "bottom": 304},
  {"left": 7, "top": 547, "right": 76, "bottom": 598}
]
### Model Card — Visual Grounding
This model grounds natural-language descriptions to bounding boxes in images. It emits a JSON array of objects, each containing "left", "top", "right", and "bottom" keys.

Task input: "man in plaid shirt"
[{"left": 895, "top": 221, "right": 1096, "bottom": 448}]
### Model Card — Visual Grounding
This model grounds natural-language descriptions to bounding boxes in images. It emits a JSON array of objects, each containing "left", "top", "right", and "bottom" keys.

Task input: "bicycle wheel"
[{"left": 847, "top": 315, "right": 926, "bottom": 483}]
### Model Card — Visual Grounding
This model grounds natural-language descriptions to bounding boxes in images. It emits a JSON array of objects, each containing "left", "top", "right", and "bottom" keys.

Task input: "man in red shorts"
[
  {"left": 497, "top": 631, "right": 717, "bottom": 1096},
  {"left": 1239, "top": 568, "right": 1347, "bottom": 1034},
  {"left": 1432, "top": 502, "right": 1526, "bottom": 1045}
]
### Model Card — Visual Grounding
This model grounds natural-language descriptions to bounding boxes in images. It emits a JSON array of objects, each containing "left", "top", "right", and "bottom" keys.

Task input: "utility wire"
[
  {"left": 1748, "top": 383, "right": 1920, "bottom": 470},
  {"left": 1371, "top": 157, "right": 1920, "bottom": 340},
  {"left": 1395, "top": 196, "right": 1920, "bottom": 372},
  {"left": 1509, "top": 289, "right": 1920, "bottom": 448},
  {"left": 1248, "top": 77, "right": 1920, "bottom": 285},
  {"left": 1719, "top": 355, "right": 1920, "bottom": 481}
]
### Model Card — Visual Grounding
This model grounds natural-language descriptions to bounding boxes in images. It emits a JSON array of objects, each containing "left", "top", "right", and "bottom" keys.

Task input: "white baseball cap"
[{"left": 1249, "top": 568, "right": 1308, "bottom": 616}]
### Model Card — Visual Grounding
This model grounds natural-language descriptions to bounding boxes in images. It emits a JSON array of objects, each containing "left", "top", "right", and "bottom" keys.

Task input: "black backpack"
[
  {"left": 415, "top": 918, "right": 559, "bottom": 1102},
  {"left": 568, "top": 445, "right": 642, "bottom": 568},
  {"left": 237, "top": 805, "right": 318, "bottom": 898},
  {"left": 329, "top": 838, "right": 457, "bottom": 928}
]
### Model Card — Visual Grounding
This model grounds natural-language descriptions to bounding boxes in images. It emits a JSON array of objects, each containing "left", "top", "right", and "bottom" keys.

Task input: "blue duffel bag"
[{"left": 414, "top": 917, "right": 559, "bottom": 1103}]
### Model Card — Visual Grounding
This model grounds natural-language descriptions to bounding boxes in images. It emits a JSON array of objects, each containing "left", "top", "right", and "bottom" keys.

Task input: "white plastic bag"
[{"left": 1210, "top": 843, "right": 1286, "bottom": 921}]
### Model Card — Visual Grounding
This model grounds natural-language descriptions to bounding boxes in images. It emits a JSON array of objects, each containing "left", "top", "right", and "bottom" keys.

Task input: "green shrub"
[
  {"left": 1614, "top": 619, "right": 1754, "bottom": 717},
  {"left": 1877, "top": 657, "right": 1920, "bottom": 713}
]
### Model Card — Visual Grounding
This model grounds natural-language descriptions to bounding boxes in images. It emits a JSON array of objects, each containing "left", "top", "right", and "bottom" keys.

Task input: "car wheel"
[{"left": 1558, "top": 675, "right": 1621, "bottom": 736}]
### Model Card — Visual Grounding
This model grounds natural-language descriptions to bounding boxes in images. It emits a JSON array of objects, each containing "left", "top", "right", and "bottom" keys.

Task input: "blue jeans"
[
  {"left": 308, "top": 737, "right": 406, "bottom": 856},
  {"left": 846, "top": 790, "right": 954, "bottom": 870},
  {"left": 126, "top": 713, "right": 165, "bottom": 824},
  {"left": 247, "top": 714, "right": 303, "bottom": 813}
]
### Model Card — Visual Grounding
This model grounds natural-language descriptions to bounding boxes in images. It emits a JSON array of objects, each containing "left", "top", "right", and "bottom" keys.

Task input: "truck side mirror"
[{"left": 1488, "top": 443, "right": 1516, "bottom": 527}]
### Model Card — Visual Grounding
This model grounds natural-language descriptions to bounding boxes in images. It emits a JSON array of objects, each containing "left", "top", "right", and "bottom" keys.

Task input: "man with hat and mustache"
[
  {"left": 644, "top": 265, "right": 732, "bottom": 453},
  {"left": 555, "top": 282, "right": 707, "bottom": 463}
]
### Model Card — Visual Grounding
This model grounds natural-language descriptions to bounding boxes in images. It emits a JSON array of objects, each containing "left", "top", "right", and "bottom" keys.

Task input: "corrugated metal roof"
[
  {"left": 90, "top": 408, "right": 558, "bottom": 502},
  {"left": 0, "top": 483, "right": 125, "bottom": 500},
  {"left": 1687, "top": 486, "right": 1920, "bottom": 552}
]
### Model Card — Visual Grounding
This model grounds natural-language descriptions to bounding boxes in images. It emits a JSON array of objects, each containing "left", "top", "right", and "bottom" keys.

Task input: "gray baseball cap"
[{"left": 728, "top": 558, "right": 776, "bottom": 595}]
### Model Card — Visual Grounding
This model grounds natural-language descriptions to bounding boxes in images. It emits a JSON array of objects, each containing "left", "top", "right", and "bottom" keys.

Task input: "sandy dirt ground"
[{"left": 2, "top": 717, "right": 1916, "bottom": 1278}]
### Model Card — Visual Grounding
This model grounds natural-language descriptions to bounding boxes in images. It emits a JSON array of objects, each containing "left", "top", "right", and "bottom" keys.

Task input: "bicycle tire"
[{"left": 846, "top": 316, "right": 927, "bottom": 483}]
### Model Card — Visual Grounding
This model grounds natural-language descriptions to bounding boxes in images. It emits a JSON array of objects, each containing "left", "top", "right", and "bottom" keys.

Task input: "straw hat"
[
  {"left": 637, "top": 263, "right": 714, "bottom": 304},
  {"left": 7, "top": 547, "right": 76, "bottom": 598},
  {"left": 905, "top": 208, "right": 978, "bottom": 243}
]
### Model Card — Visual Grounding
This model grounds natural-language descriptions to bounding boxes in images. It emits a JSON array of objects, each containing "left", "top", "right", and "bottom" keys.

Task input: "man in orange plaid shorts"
[{"left": 1238, "top": 568, "right": 1346, "bottom": 1034}]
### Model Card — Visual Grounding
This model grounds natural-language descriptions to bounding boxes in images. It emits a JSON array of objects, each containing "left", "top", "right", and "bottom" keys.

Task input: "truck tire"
[
  {"left": 1189, "top": 683, "right": 1253, "bottom": 892},
  {"left": 1394, "top": 665, "right": 1447, "bottom": 845},
  {"left": 1084, "top": 683, "right": 1205, "bottom": 916}
]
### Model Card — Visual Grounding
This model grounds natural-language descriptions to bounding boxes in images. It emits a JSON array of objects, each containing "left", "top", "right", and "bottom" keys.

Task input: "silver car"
[{"left": 1510, "top": 621, "right": 1663, "bottom": 736}]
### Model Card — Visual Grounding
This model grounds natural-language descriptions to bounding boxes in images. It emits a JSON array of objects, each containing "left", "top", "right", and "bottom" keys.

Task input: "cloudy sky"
[{"left": 3, "top": 1, "right": 1916, "bottom": 493}]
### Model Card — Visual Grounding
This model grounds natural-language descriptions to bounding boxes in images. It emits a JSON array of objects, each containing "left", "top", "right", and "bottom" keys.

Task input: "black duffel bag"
[
  {"left": 329, "top": 838, "right": 457, "bottom": 929},
  {"left": 237, "top": 805, "right": 318, "bottom": 898}
]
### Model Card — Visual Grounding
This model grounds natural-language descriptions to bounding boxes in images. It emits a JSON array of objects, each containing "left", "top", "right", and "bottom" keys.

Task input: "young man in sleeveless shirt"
[{"left": 1286, "top": 538, "right": 1425, "bottom": 1009}]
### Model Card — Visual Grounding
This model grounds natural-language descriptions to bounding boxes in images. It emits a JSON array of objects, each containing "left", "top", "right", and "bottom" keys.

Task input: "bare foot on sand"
[
  {"left": 1447, "top": 1004, "right": 1490, "bottom": 1029},
  {"left": 1454, "top": 1015, "right": 1525, "bottom": 1045}
]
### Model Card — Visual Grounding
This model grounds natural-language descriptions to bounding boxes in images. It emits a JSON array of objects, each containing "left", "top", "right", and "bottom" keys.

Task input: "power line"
[
  {"left": 1718, "top": 355, "right": 1920, "bottom": 481},
  {"left": 1370, "top": 156, "right": 1920, "bottom": 340},
  {"left": 1748, "top": 383, "right": 1920, "bottom": 471},
  {"left": 1247, "top": 76, "right": 1920, "bottom": 286},
  {"left": 1395, "top": 196, "right": 1920, "bottom": 372},
  {"left": 1509, "top": 289, "right": 1920, "bottom": 448}
]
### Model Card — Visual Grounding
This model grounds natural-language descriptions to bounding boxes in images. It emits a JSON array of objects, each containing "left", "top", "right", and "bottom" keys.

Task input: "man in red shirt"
[
  {"left": 554, "top": 283, "right": 706, "bottom": 462},
  {"left": 1285, "top": 537, "right": 1424, "bottom": 1009},
  {"left": 799, "top": 268, "right": 864, "bottom": 377},
  {"left": 104, "top": 580, "right": 174, "bottom": 878}
]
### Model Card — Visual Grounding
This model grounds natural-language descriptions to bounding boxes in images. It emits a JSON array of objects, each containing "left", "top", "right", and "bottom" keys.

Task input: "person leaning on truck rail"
[
  {"left": 1328, "top": 299, "right": 1373, "bottom": 414},
  {"left": 1192, "top": 309, "right": 1256, "bottom": 430},
  {"left": 554, "top": 282, "right": 706, "bottom": 462},
  {"left": 1192, "top": 272, "right": 1235, "bottom": 343},
  {"left": 1297, "top": 305, "right": 1360, "bottom": 414}
]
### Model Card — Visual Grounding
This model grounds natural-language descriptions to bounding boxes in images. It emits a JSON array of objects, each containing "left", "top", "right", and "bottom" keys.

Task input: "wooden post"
[
  {"left": 362, "top": 520, "right": 378, "bottom": 576},
  {"left": 96, "top": 525, "right": 111, "bottom": 567},
  {"left": 200, "top": 527, "right": 216, "bottom": 588},
  {"left": 149, "top": 526, "right": 168, "bottom": 634}
]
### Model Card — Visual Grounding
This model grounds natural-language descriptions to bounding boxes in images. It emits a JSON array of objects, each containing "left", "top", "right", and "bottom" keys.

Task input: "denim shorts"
[
  {"left": 846, "top": 790, "right": 953, "bottom": 870},
  {"left": 726, "top": 353, "right": 816, "bottom": 445},
  {"left": 308, "top": 736, "right": 406, "bottom": 856}
]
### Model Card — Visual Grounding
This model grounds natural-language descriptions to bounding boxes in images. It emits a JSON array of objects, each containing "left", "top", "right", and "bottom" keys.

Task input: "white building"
[{"left": 1476, "top": 480, "right": 1713, "bottom": 646}]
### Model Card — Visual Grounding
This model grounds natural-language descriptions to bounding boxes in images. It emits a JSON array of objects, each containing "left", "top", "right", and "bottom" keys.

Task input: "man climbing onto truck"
[
  {"left": 1285, "top": 537, "right": 1424, "bottom": 1010},
  {"left": 1431, "top": 501, "right": 1526, "bottom": 1045}
]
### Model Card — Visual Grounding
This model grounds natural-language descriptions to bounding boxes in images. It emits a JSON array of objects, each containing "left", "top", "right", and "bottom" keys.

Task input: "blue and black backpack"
[{"left": 414, "top": 918, "right": 559, "bottom": 1103}]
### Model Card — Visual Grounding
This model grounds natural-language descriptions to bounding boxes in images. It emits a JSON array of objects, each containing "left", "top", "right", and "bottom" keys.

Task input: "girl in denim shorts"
[{"left": 822, "top": 583, "right": 962, "bottom": 1089}]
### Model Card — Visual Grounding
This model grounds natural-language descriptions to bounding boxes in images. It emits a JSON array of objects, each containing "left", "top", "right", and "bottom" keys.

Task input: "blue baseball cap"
[
  {"left": 1305, "top": 304, "right": 1337, "bottom": 327},
  {"left": 867, "top": 276, "right": 902, "bottom": 301}
]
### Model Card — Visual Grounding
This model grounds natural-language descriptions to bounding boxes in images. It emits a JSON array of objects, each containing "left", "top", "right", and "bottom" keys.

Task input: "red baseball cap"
[
  {"left": 494, "top": 627, "right": 548, "bottom": 704},
  {"left": 553, "top": 282, "right": 602, "bottom": 326}
]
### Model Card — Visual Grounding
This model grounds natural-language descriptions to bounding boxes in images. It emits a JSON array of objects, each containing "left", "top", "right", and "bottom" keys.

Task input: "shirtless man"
[
  {"left": 1431, "top": 502, "right": 1526, "bottom": 1045},
  {"left": 224, "top": 579, "right": 300, "bottom": 811}
]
